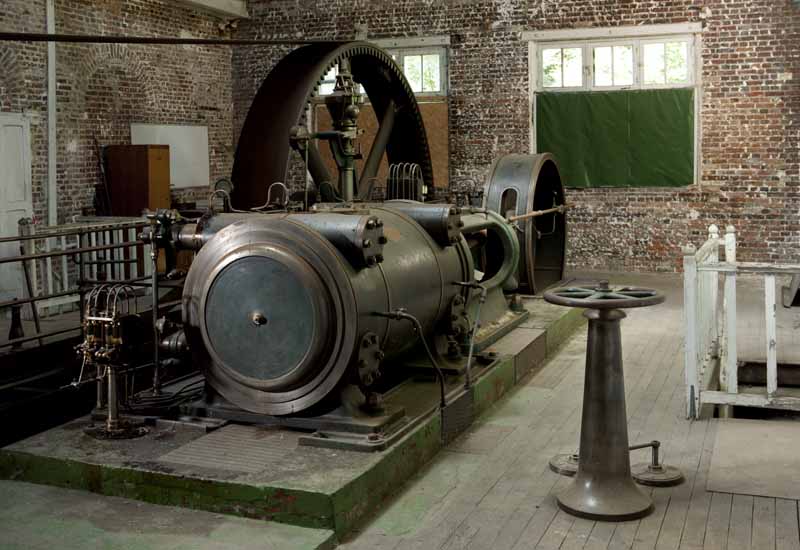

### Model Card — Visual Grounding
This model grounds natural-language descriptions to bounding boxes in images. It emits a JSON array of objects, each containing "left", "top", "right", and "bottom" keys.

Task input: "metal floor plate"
[{"left": 158, "top": 424, "right": 298, "bottom": 474}]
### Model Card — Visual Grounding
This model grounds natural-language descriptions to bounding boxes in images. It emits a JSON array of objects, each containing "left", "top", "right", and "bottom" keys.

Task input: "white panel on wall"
[{"left": 131, "top": 123, "right": 210, "bottom": 189}]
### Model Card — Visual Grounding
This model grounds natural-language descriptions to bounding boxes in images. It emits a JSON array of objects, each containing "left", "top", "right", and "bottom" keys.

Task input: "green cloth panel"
[{"left": 536, "top": 89, "right": 694, "bottom": 188}]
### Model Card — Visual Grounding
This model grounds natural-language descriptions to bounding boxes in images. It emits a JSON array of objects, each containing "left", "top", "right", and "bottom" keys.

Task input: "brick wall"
[
  {"left": 0, "top": 0, "right": 234, "bottom": 224},
  {"left": 233, "top": 0, "right": 800, "bottom": 272}
]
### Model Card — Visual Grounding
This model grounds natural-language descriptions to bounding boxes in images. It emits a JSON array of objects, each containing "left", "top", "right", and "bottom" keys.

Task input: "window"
[
  {"left": 642, "top": 41, "right": 690, "bottom": 86},
  {"left": 532, "top": 31, "right": 698, "bottom": 188},
  {"left": 317, "top": 47, "right": 447, "bottom": 97},
  {"left": 541, "top": 47, "right": 583, "bottom": 89},
  {"left": 593, "top": 45, "right": 634, "bottom": 87},
  {"left": 536, "top": 36, "right": 693, "bottom": 91}
]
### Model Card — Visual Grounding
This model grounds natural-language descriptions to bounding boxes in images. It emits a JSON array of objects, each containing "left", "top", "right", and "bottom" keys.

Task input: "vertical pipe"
[
  {"left": 151, "top": 245, "right": 160, "bottom": 395},
  {"left": 46, "top": 0, "right": 57, "bottom": 226},
  {"left": 106, "top": 367, "right": 119, "bottom": 431}
]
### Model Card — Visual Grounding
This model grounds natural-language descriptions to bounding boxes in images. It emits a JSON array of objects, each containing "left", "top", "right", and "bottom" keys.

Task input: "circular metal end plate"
[
  {"left": 632, "top": 463, "right": 685, "bottom": 487},
  {"left": 183, "top": 216, "right": 358, "bottom": 416},
  {"left": 549, "top": 453, "right": 579, "bottom": 476},
  {"left": 205, "top": 255, "right": 328, "bottom": 382}
]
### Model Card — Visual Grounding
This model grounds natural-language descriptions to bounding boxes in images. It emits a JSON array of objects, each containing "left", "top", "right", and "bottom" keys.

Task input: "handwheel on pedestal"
[{"left": 543, "top": 281, "right": 679, "bottom": 521}]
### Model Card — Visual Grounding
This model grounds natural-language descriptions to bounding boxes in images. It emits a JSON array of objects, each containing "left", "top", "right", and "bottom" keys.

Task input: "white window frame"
[
  {"left": 525, "top": 23, "right": 704, "bottom": 186},
  {"left": 390, "top": 47, "right": 448, "bottom": 96},
  {"left": 535, "top": 36, "right": 695, "bottom": 92}
]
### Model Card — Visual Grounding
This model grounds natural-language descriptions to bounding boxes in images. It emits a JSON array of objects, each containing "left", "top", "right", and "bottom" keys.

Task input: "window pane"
[
  {"left": 319, "top": 82, "right": 335, "bottom": 95},
  {"left": 542, "top": 48, "right": 562, "bottom": 88},
  {"left": 665, "top": 42, "right": 689, "bottom": 83},
  {"left": 563, "top": 48, "right": 583, "bottom": 87},
  {"left": 404, "top": 55, "right": 423, "bottom": 93},
  {"left": 643, "top": 43, "right": 665, "bottom": 85},
  {"left": 422, "top": 53, "right": 441, "bottom": 92},
  {"left": 613, "top": 45, "right": 633, "bottom": 86},
  {"left": 594, "top": 46, "right": 613, "bottom": 86}
]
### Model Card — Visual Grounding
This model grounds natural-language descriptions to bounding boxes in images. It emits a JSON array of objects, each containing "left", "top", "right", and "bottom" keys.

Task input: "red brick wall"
[
  {"left": 233, "top": 0, "right": 800, "bottom": 272},
  {"left": 0, "top": 0, "right": 234, "bottom": 224}
]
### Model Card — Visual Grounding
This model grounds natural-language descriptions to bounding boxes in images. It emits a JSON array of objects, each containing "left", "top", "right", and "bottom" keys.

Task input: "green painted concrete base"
[{"left": 0, "top": 298, "right": 584, "bottom": 542}]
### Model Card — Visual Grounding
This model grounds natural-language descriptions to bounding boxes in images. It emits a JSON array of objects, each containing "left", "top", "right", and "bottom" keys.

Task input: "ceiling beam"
[{"left": 176, "top": 0, "right": 249, "bottom": 19}]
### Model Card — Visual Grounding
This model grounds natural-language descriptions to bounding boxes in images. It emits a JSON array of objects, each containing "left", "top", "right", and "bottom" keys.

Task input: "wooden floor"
[{"left": 340, "top": 272, "right": 800, "bottom": 550}]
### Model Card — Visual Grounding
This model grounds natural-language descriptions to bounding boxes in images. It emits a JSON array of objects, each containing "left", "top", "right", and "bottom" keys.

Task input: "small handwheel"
[{"left": 543, "top": 281, "right": 665, "bottom": 309}]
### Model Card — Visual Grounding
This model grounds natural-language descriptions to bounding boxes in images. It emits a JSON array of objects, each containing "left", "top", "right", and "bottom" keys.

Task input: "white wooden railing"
[{"left": 684, "top": 225, "right": 800, "bottom": 418}]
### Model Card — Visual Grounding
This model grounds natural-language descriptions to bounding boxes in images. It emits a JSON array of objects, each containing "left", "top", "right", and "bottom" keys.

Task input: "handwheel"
[{"left": 543, "top": 280, "right": 664, "bottom": 309}]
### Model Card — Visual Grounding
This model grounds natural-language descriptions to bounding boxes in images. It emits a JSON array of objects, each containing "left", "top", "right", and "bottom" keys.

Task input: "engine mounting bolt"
[
  {"left": 363, "top": 239, "right": 372, "bottom": 248},
  {"left": 378, "top": 236, "right": 388, "bottom": 245},
  {"left": 375, "top": 350, "right": 385, "bottom": 360},
  {"left": 366, "top": 219, "right": 376, "bottom": 229},
  {"left": 375, "top": 254, "right": 384, "bottom": 263}
]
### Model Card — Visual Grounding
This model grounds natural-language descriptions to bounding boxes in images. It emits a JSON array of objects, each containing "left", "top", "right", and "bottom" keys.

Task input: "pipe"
[
  {"left": 0, "top": 32, "right": 337, "bottom": 46},
  {"left": 0, "top": 222, "right": 147, "bottom": 244},
  {"left": 0, "top": 239, "right": 144, "bottom": 264},
  {"left": 150, "top": 244, "right": 161, "bottom": 395},
  {"left": 375, "top": 309, "right": 447, "bottom": 409},
  {"left": 507, "top": 203, "right": 574, "bottom": 222},
  {"left": 46, "top": 1, "right": 57, "bottom": 226}
]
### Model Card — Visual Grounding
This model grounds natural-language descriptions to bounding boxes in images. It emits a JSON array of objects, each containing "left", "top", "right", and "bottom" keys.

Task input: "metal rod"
[
  {"left": 0, "top": 240, "right": 143, "bottom": 265},
  {"left": 507, "top": 203, "right": 574, "bottom": 222},
  {"left": 151, "top": 244, "right": 161, "bottom": 396},
  {"left": 0, "top": 32, "right": 336, "bottom": 46},
  {"left": 0, "top": 326, "right": 81, "bottom": 349},
  {"left": 0, "top": 288, "right": 77, "bottom": 309},
  {"left": 18, "top": 237, "right": 43, "bottom": 347},
  {"left": 0, "top": 222, "right": 146, "bottom": 244}
]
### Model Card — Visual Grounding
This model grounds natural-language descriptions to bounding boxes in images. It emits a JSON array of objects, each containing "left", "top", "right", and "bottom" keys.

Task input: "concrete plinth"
[{"left": 0, "top": 299, "right": 583, "bottom": 540}]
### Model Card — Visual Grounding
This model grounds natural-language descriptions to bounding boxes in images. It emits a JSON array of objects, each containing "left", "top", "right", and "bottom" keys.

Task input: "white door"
[{"left": 0, "top": 114, "right": 33, "bottom": 302}]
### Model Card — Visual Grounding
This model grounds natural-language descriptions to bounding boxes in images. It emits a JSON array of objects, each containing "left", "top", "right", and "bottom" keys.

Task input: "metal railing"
[
  {"left": 0, "top": 217, "right": 152, "bottom": 349},
  {"left": 683, "top": 225, "right": 800, "bottom": 418}
]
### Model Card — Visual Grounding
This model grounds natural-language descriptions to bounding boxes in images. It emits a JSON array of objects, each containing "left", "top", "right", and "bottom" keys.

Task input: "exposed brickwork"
[
  {"left": 2, "top": 1, "right": 797, "bottom": 271},
  {"left": 0, "top": 0, "right": 234, "bottom": 223},
  {"left": 233, "top": 0, "right": 800, "bottom": 271}
]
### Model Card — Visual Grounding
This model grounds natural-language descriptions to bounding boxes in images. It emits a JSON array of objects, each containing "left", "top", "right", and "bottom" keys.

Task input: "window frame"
[
  {"left": 536, "top": 35, "right": 695, "bottom": 92},
  {"left": 527, "top": 24, "right": 703, "bottom": 187},
  {"left": 391, "top": 46, "right": 448, "bottom": 97}
]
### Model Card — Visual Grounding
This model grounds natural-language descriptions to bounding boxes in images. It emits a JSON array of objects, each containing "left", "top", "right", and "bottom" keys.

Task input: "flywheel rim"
[{"left": 231, "top": 41, "right": 434, "bottom": 209}]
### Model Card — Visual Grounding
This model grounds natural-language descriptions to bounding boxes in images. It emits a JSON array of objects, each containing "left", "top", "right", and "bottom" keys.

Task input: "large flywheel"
[{"left": 232, "top": 42, "right": 434, "bottom": 209}]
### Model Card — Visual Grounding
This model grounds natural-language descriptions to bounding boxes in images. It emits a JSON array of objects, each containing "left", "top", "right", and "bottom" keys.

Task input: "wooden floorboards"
[{"left": 339, "top": 274, "right": 800, "bottom": 550}]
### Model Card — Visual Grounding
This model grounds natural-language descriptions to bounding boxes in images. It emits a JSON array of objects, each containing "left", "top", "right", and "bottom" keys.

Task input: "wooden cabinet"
[{"left": 105, "top": 145, "right": 171, "bottom": 216}]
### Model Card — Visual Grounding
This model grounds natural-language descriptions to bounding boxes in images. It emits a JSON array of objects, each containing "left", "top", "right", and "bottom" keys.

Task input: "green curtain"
[{"left": 536, "top": 89, "right": 694, "bottom": 188}]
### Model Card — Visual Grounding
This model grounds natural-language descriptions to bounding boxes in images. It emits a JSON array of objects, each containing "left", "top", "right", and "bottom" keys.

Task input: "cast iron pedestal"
[{"left": 543, "top": 282, "right": 665, "bottom": 521}]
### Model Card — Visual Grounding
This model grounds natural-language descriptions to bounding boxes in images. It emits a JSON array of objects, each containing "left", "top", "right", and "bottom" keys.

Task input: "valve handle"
[{"left": 543, "top": 280, "right": 665, "bottom": 309}]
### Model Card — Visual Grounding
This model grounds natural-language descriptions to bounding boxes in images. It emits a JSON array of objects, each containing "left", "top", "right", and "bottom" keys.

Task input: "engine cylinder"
[{"left": 182, "top": 207, "right": 473, "bottom": 415}]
